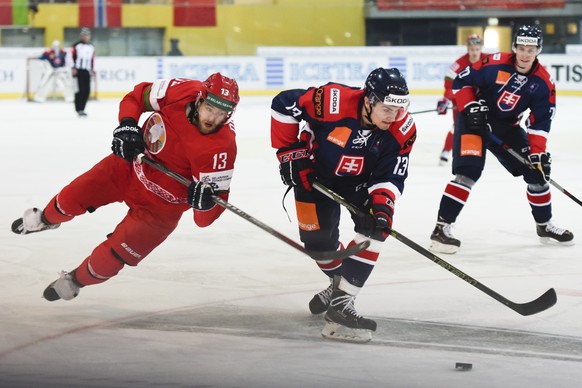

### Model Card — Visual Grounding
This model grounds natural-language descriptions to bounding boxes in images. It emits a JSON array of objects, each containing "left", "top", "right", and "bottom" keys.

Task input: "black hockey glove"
[
  {"left": 276, "top": 141, "right": 316, "bottom": 191},
  {"left": 436, "top": 98, "right": 449, "bottom": 115},
  {"left": 188, "top": 180, "right": 216, "bottom": 211},
  {"left": 529, "top": 152, "right": 552, "bottom": 183},
  {"left": 363, "top": 191, "right": 394, "bottom": 242},
  {"left": 111, "top": 118, "right": 145, "bottom": 162},
  {"left": 464, "top": 100, "right": 489, "bottom": 135}
]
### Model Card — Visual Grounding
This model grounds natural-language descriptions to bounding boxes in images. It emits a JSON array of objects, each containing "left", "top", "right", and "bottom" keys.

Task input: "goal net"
[{"left": 26, "top": 58, "right": 98, "bottom": 102}]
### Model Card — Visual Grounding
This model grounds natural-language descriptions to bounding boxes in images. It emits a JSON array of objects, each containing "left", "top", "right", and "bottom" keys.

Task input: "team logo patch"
[
  {"left": 495, "top": 70, "right": 511, "bottom": 85},
  {"left": 327, "top": 126, "right": 352, "bottom": 148},
  {"left": 296, "top": 201, "right": 320, "bottom": 231},
  {"left": 460, "top": 134, "right": 482, "bottom": 157},
  {"left": 144, "top": 112, "right": 166, "bottom": 154},
  {"left": 334, "top": 155, "right": 364, "bottom": 176},
  {"left": 497, "top": 90, "right": 521, "bottom": 112}
]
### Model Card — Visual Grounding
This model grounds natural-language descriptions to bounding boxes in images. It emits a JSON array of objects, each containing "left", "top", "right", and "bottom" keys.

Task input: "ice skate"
[
  {"left": 43, "top": 271, "right": 80, "bottom": 301},
  {"left": 322, "top": 288, "right": 376, "bottom": 343},
  {"left": 439, "top": 150, "right": 450, "bottom": 166},
  {"left": 11, "top": 208, "right": 60, "bottom": 235},
  {"left": 429, "top": 217, "right": 460, "bottom": 254},
  {"left": 537, "top": 222, "right": 574, "bottom": 245},
  {"left": 309, "top": 277, "right": 334, "bottom": 314}
]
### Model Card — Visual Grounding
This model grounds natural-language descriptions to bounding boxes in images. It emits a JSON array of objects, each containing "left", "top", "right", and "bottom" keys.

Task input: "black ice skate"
[
  {"left": 309, "top": 277, "right": 334, "bottom": 314},
  {"left": 536, "top": 222, "right": 574, "bottom": 245},
  {"left": 322, "top": 288, "right": 377, "bottom": 343},
  {"left": 439, "top": 150, "right": 450, "bottom": 166},
  {"left": 11, "top": 208, "right": 60, "bottom": 235},
  {"left": 43, "top": 271, "right": 81, "bottom": 301},
  {"left": 429, "top": 217, "right": 460, "bottom": 254}
]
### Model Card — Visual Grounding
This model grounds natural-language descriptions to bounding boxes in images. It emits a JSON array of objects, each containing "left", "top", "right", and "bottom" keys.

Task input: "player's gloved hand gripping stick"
[
  {"left": 487, "top": 131, "right": 582, "bottom": 208},
  {"left": 310, "top": 180, "right": 557, "bottom": 316},
  {"left": 135, "top": 153, "right": 369, "bottom": 262}
]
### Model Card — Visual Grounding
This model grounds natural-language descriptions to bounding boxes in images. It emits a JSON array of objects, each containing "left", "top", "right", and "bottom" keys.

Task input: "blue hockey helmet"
[
  {"left": 364, "top": 67, "right": 410, "bottom": 110},
  {"left": 513, "top": 25, "right": 543, "bottom": 55}
]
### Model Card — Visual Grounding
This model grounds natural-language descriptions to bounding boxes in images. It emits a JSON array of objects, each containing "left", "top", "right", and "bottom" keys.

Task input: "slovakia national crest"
[
  {"left": 497, "top": 90, "right": 521, "bottom": 112},
  {"left": 144, "top": 112, "right": 167, "bottom": 154}
]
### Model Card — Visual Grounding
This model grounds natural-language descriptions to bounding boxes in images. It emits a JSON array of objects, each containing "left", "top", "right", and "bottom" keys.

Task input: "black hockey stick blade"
[
  {"left": 136, "top": 154, "right": 369, "bottom": 262},
  {"left": 504, "top": 287, "right": 557, "bottom": 316},
  {"left": 312, "top": 181, "right": 558, "bottom": 316},
  {"left": 307, "top": 240, "right": 370, "bottom": 261}
]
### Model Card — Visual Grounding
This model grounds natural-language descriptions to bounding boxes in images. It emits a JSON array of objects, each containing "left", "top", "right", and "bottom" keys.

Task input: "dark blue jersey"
[
  {"left": 39, "top": 49, "right": 67, "bottom": 68},
  {"left": 453, "top": 52, "right": 555, "bottom": 153},
  {"left": 271, "top": 82, "right": 416, "bottom": 202}
]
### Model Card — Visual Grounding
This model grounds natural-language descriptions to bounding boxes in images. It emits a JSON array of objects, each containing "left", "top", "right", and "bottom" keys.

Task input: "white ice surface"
[{"left": 1, "top": 94, "right": 581, "bottom": 387}]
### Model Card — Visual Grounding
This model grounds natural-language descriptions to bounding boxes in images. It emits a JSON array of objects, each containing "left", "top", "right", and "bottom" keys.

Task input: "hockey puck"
[{"left": 455, "top": 362, "right": 472, "bottom": 371}]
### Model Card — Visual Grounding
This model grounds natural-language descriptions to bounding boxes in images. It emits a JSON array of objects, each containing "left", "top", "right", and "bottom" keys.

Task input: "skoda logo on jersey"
[
  {"left": 144, "top": 112, "right": 167, "bottom": 154},
  {"left": 497, "top": 90, "right": 521, "bottom": 112},
  {"left": 329, "top": 88, "right": 340, "bottom": 114}
]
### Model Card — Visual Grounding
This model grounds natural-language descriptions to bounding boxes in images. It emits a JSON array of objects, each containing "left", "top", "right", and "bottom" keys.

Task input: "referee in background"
[{"left": 70, "top": 28, "right": 95, "bottom": 117}]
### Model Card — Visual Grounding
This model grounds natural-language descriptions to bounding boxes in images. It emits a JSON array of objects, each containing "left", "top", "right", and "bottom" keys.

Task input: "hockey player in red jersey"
[
  {"left": 436, "top": 34, "right": 487, "bottom": 165},
  {"left": 430, "top": 25, "right": 574, "bottom": 254},
  {"left": 12, "top": 73, "right": 240, "bottom": 301},
  {"left": 271, "top": 68, "right": 417, "bottom": 342}
]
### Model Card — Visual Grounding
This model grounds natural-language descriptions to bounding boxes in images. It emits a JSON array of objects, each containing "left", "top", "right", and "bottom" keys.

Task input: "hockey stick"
[
  {"left": 135, "top": 154, "right": 369, "bottom": 261},
  {"left": 311, "top": 181, "right": 557, "bottom": 316},
  {"left": 487, "top": 132, "right": 582, "bottom": 207},
  {"left": 411, "top": 108, "right": 438, "bottom": 115}
]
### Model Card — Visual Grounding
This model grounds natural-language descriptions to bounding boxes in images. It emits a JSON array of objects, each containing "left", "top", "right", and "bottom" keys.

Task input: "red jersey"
[
  {"left": 443, "top": 52, "right": 488, "bottom": 102},
  {"left": 118, "top": 78, "right": 237, "bottom": 227}
]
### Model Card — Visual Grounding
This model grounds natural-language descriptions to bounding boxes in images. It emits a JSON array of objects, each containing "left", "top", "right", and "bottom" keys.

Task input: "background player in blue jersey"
[
  {"left": 270, "top": 68, "right": 417, "bottom": 342},
  {"left": 429, "top": 25, "right": 574, "bottom": 254}
]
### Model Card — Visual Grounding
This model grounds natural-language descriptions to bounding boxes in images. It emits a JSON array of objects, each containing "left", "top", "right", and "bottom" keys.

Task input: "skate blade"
[
  {"left": 321, "top": 321, "right": 372, "bottom": 344},
  {"left": 539, "top": 237, "right": 575, "bottom": 246},
  {"left": 429, "top": 240, "right": 459, "bottom": 254}
]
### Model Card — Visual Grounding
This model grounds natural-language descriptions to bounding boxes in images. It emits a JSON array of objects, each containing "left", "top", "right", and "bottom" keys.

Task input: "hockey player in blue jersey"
[
  {"left": 270, "top": 68, "right": 417, "bottom": 342},
  {"left": 430, "top": 25, "right": 574, "bottom": 254}
]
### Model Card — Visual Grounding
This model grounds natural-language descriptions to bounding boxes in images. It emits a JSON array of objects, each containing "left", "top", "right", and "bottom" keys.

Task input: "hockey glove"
[
  {"left": 529, "top": 152, "right": 552, "bottom": 183},
  {"left": 111, "top": 118, "right": 145, "bottom": 162},
  {"left": 188, "top": 180, "right": 216, "bottom": 211},
  {"left": 436, "top": 98, "right": 450, "bottom": 115},
  {"left": 463, "top": 100, "right": 489, "bottom": 135},
  {"left": 276, "top": 141, "right": 316, "bottom": 191},
  {"left": 363, "top": 191, "right": 394, "bottom": 242}
]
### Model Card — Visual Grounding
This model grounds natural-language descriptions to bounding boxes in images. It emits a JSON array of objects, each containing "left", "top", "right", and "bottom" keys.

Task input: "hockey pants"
[{"left": 42, "top": 154, "right": 183, "bottom": 286}]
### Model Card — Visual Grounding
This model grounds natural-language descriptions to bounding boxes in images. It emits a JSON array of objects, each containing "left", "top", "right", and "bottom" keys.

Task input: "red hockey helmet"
[
  {"left": 466, "top": 34, "right": 482, "bottom": 46},
  {"left": 200, "top": 73, "right": 240, "bottom": 117}
]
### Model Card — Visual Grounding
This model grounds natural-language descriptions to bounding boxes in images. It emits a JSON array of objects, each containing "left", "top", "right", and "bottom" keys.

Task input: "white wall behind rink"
[{"left": 1, "top": 47, "right": 581, "bottom": 98}]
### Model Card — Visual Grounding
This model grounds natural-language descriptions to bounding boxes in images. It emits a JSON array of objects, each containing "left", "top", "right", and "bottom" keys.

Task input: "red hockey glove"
[
  {"left": 363, "top": 191, "right": 394, "bottom": 242},
  {"left": 111, "top": 118, "right": 145, "bottom": 162},
  {"left": 436, "top": 98, "right": 449, "bottom": 115},
  {"left": 276, "top": 141, "right": 316, "bottom": 191},
  {"left": 188, "top": 181, "right": 216, "bottom": 210},
  {"left": 529, "top": 152, "right": 552, "bottom": 183},
  {"left": 463, "top": 100, "right": 489, "bottom": 135}
]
